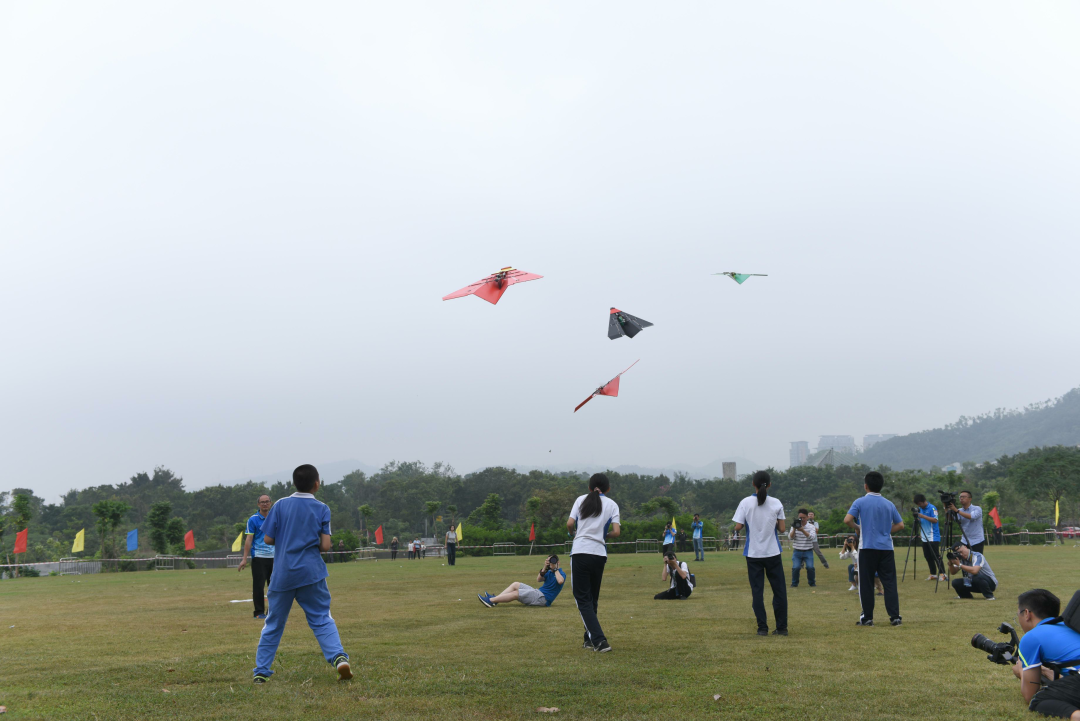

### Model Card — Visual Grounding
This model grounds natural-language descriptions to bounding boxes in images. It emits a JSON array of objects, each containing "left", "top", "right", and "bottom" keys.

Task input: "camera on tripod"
[
  {"left": 971, "top": 622, "right": 1019, "bottom": 665},
  {"left": 938, "top": 490, "right": 958, "bottom": 508}
]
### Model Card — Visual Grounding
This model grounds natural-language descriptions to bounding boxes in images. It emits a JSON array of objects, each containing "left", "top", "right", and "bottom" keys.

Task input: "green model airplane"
[{"left": 714, "top": 272, "right": 768, "bottom": 284}]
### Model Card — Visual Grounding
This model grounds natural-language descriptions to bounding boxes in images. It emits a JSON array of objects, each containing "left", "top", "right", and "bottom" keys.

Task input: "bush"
[{"left": 18, "top": 566, "right": 41, "bottom": 577}]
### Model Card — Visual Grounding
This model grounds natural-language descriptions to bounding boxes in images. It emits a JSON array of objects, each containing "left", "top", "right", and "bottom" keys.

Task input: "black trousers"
[
  {"left": 662, "top": 543, "right": 674, "bottom": 556},
  {"left": 571, "top": 553, "right": 608, "bottom": 646},
  {"left": 251, "top": 557, "right": 273, "bottom": 616},
  {"left": 1030, "top": 673, "right": 1080, "bottom": 718},
  {"left": 391, "top": 549, "right": 397, "bottom": 560},
  {"left": 654, "top": 574, "right": 693, "bottom": 600},
  {"left": 858, "top": 549, "right": 900, "bottom": 622},
  {"left": 952, "top": 574, "right": 996, "bottom": 598},
  {"left": 446, "top": 543, "right": 456, "bottom": 565},
  {"left": 921, "top": 541, "right": 946, "bottom": 575},
  {"left": 745, "top": 555, "right": 787, "bottom": 632},
  {"left": 968, "top": 541, "right": 985, "bottom": 554}
]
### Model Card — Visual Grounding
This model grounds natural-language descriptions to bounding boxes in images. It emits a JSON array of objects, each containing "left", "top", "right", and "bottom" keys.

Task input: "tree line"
[{"left": 3, "top": 446, "right": 1078, "bottom": 566}]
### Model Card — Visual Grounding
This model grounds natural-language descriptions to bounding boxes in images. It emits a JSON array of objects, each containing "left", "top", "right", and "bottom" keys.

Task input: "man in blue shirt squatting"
[
  {"left": 477, "top": 555, "right": 566, "bottom": 608},
  {"left": 913, "top": 493, "right": 947, "bottom": 582},
  {"left": 1012, "top": 588, "right": 1080, "bottom": 719},
  {"left": 253, "top": 464, "right": 351, "bottom": 683},
  {"left": 238, "top": 494, "right": 274, "bottom": 619},
  {"left": 691, "top": 514, "right": 705, "bottom": 562},
  {"left": 844, "top": 471, "right": 905, "bottom": 627}
]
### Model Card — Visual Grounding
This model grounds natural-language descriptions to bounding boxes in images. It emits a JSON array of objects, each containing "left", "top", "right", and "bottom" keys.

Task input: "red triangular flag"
[
  {"left": 529, "top": 523, "right": 536, "bottom": 542},
  {"left": 13, "top": 528, "right": 28, "bottom": 554},
  {"left": 989, "top": 507, "right": 1002, "bottom": 529},
  {"left": 183, "top": 530, "right": 195, "bottom": 551},
  {"left": 374, "top": 525, "right": 384, "bottom": 545}
]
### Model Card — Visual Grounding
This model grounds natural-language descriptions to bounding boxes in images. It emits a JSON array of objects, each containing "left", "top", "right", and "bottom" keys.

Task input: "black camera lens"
[{"left": 971, "top": 633, "right": 998, "bottom": 654}]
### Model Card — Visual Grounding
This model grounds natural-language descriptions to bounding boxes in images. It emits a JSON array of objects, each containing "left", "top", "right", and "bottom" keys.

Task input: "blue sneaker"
[
  {"left": 256, "top": 614, "right": 267, "bottom": 620},
  {"left": 478, "top": 594, "right": 495, "bottom": 608}
]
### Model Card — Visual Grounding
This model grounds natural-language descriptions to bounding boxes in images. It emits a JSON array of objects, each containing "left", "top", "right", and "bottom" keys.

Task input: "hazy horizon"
[{"left": 3, "top": 3, "right": 1079, "bottom": 504}]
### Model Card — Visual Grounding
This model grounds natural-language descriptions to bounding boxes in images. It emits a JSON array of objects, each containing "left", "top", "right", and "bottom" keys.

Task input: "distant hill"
[
  {"left": 861, "top": 387, "right": 1080, "bottom": 470},
  {"left": 214, "top": 459, "right": 380, "bottom": 489},
  {"left": 504, "top": 456, "right": 764, "bottom": 480}
]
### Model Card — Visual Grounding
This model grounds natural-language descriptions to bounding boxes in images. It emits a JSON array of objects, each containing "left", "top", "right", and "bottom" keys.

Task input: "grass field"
[{"left": 2, "top": 546, "right": 1079, "bottom": 720}]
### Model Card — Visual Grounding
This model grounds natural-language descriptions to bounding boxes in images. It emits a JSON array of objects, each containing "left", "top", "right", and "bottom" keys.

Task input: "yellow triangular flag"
[
  {"left": 72, "top": 528, "right": 85, "bottom": 553},
  {"left": 456, "top": 522, "right": 464, "bottom": 543},
  {"left": 1055, "top": 500, "right": 1060, "bottom": 527},
  {"left": 671, "top": 516, "right": 677, "bottom": 532},
  {"left": 232, "top": 530, "right": 245, "bottom": 552}
]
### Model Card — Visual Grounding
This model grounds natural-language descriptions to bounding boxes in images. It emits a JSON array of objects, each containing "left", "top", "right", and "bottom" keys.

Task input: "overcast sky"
[{"left": 2, "top": 3, "right": 1078, "bottom": 502}]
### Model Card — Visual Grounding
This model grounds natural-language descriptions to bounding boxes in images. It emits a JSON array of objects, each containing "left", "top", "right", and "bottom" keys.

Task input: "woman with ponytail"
[
  {"left": 567, "top": 473, "right": 621, "bottom": 652},
  {"left": 732, "top": 470, "right": 788, "bottom": 636}
]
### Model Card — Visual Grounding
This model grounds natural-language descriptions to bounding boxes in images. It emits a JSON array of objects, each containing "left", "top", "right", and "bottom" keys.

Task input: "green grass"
[{"left": 1, "top": 546, "right": 1078, "bottom": 720}]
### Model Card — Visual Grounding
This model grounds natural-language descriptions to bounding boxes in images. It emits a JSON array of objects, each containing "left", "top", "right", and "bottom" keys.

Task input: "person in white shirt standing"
[
  {"left": 789, "top": 509, "right": 818, "bottom": 588},
  {"left": 567, "top": 473, "right": 621, "bottom": 653},
  {"left": 733, "top": 471, "right": 788, "bottom": 636}
]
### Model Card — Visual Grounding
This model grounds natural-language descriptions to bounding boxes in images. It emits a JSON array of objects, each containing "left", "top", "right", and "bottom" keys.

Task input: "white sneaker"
[
  {"left": 848, "top": 584, "right": 857, "bottom": 591},
  {"left": 925, "top": 575, "right": 936, "bottom": 581}
]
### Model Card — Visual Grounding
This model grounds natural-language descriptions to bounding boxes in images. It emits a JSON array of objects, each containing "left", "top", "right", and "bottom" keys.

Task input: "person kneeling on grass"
[
  {"left": 947, "top": 542, "right": 997, "bottom": 600},
  {"left": 654, "top": 552, "right": 694, "bottom": 600},
  {"left": 479, "top": 555, "right": 565, "bottom": 608}
]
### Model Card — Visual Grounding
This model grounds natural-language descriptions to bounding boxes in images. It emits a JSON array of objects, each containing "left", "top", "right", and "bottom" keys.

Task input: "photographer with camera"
[
  {"left": 477, "top": 555, "right": 566, "bottom": 608},
  {"left": 914, "top": 494, "right": 947, "bottom": 582},
  {"left": 945, "top": 490, "right": 986, "bottom": 553},
  {"left": 692, "top": 514, "right": 705, "bottom": 562},
  {"left": 654, "top": 552, "right": 694, "bottom": 600},
  {"left": 947, "top": 542, "right": 997, "bottom": 600},
  {"left": 845, "top": 471, "right": 904, "bottom": 627},
  {"left": 662, "top": 521, "right": 676, "bottom": 556},
  {"left": 1011, "top": 589, "right": 1080, "bottom": 718},
  {"left": 788, "top": 509, "right": 817, "bottom": 588}
]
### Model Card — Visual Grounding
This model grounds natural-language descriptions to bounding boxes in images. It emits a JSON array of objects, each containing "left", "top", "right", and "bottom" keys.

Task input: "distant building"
[
  {"left": 722, "top": 462, "right": 737, "bottom": 480},
  {"left": 789, "top": 441, "right": 810, "bottom": 468},
  {"left": 863, "top": 434, "right": 897, "bottom": 451},
  {"left": 942, "top": 462, "right": 963, "bottom": 473},
  {"left": 817, "top": 435, "right": 856, "bottom": 455}
]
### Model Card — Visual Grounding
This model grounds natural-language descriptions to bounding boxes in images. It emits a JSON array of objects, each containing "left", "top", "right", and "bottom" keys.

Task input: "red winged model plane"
[
  {"left": 442, "top": 267, "right": 543, "bottom": 305},
  {"left": 574, "top": 360, "right": 640, "bottom": 413}
]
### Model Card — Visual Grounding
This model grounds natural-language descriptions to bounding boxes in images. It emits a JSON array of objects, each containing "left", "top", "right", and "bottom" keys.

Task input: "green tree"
[
  {"left": 424, "top": 500, "right": 441, "bottom": 536},
  {"left": 468, "top": 493, "right": 503, "bottom": 530},
  {"left": 147, "top": 501, "right": 174, "bottom": 555},
  {"left": 1008, "top": 446, "right": 1080, "bottom": 529},
  {"left": 358, "top": 504, "right": 375, "bottom": 541},
  {"left": 91, "top": 500, "right": 131, "bottom": 564}
]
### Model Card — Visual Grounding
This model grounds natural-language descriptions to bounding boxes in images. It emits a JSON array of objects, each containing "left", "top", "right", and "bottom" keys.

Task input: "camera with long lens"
[
  {"left": 971, "top": 622, "right": 1020, "bottom": 665},
  {"left": 792, "top": 519, "right": 803, "bottom": 530},
  {"left": 938, "top": 489, "right": 958, "bottom": 508}
]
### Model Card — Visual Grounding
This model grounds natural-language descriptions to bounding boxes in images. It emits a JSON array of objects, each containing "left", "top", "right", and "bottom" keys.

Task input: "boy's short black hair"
[
  {"left": 664, "top": 552, "right": 677, "bottom": 561},
  {"left": 798, "top": 508, "right": 809, "bottom": 516},
  {"left": 1018, "top": 589, "right": 1060, "bottom": 620},
  {"left": 913, "top": 493, "right": 926, "bottom": 504},
  {"left": 864, "top": 471, "right": 885, "bottom": 493},
  {"left": 293, "top": 464, "right": 320, "bottom": 493}
]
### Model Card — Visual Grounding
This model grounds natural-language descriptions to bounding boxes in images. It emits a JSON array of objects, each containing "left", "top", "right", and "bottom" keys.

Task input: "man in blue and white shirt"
[
  {"left": 238, "top": 494, "right": 275, "bottom": 619},
  {"left": 947, "top": 542, "right": 997, "bottom": 600},
  {"left": 914, "top": 494, "right": 947, "bottom": 582},
  {"left": 691, "top": 514, "right": 705, "bottom": 562},
  {"left": 1012, "top": 588, "right": 1080, "bottom": 717}
]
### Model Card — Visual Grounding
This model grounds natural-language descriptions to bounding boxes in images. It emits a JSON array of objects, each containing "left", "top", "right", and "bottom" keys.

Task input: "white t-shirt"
[
  {"left": 569, "top": 493, "right": 621, "bottom": 557},
  {"left": 668, "top": 560, "right": 694, "bottom": 590},
  {"left": 732, "top": 495, "right": 786, "bottom": 559}
]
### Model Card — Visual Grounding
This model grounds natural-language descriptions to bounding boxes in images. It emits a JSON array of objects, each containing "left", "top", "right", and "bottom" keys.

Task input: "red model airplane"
[
  {"left": 442, "top": 267, "right": 543, "bottom": 305},
  {"left": 574, "top": 360, "right": 640, "bottom": 413}
]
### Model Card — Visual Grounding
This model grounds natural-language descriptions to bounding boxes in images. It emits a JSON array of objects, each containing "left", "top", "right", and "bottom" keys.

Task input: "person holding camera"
[
  {"left": 789, "top": 509, "right": 817, "bottom": 588},
  {"left": 733, "top": 470, "right": 788, "bottom": 636},
  {"left": 946, "top": 490, "right": 986, "bottom": 553},
  {"left": 654, "top": 552, "right": 694, "bottom": 600},
  {"left": 692, "top": 514, "right": 705, "bottom": 562},
  {"left": 477, "top": 555, "right": 566, "bottom": 608},
  {"left": 844, "top": 471, "right": 904, "bottom": 627},
  {"left": 840, "top": 535, "right": 859, "bottom": 591},
  {"left": 1012, "top": 589, "right": 1080, "bottom": 719},
  {"left": 662, "top": 521, "right": 676, "bottom": 556},
  {"left": 948, "top": 542, "right": 997, "bottom": 600},
  {"left": 914, "top": 494, "right": 947, "bottom": 581}
]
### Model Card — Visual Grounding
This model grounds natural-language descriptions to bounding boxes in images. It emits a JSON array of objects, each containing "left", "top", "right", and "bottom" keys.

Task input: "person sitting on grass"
[
  {"left": 478, "top": 555, "right": 565, "bottom": 607},
  {"left": 654, "top": 552, "right": 694, "bottom": 600},
  {"left": 947, "top": 542, "right": 997, "bottom": 601},
  {"left": 252, "top": 464, "right": 352, "bottom": 684}
]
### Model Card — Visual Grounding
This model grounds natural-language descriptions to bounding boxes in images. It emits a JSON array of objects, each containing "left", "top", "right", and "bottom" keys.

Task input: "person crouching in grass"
[
  {"left": 479, "top": 555, "right": 566, "bottom": 607},
  {"left": 252, "top": 464, "right": 351, "bottom": 684}
]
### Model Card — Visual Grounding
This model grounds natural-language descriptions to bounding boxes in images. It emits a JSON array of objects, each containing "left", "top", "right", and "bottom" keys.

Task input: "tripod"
[{"left": 901, "top": 515, "right": 920, "bottom": 582}]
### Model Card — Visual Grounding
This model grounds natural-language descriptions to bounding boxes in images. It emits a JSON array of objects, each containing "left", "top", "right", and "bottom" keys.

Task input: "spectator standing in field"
[
  {"left": 692, "top": 514, "right": 705, "bottom": 562},
  {"left": 568, "top": 473, "right": 621, "bottom": 653},
  {"left": 662, "top": 521, "right": 676, "bottom": 555},
  {"left": 418, "top": 538, "right": 425, "bottom": 559},
  {"left": 390, "top": 537, "right": 399, "bottom": 561},
  {"left": 335, "top": 539, "right": 345, "bottom": 563},
  {"left": 806, "top": 511, "right": 830, "bottom": 569},
  {"left": 845, "top": 471, "right": 904, "bottom": 627},
  {"left": 407, "top": 538, "right": 415, "bottom": 560},
  {"left": 789, "top": 509, "right": 817, "bottom": 588},
  {"left": 445, "top": 524, "right": 457, "bottom": 566},
  {"left": 914, "top": 493, "right": 947, "bottom": 581},
  {"left": 733, "top": 470, "right": 788, "bottom": 636},
  {"left": 677, "top": 528, "right": 687, "bottom": 553},
  {"left": 953, "top": 491, "right": 986, "bottom": 553},
  {"left": 253, "top": 464, "right": 351, "bottom": 683},
  {"left": 238, "top": 494, "right": 275, "bottom": 619}
]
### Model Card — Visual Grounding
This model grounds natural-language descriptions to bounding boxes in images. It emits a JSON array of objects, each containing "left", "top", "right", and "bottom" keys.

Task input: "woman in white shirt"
[
  {"left": 732, "top": 471, "right": 788, "bottom": 636},
  {"left": 567, "top": 473, "right": 621, "bottom": 653}
]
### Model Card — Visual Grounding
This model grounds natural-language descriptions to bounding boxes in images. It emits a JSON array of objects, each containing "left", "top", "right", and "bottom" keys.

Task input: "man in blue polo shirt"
[
  {"left": 845, "top": 471, "right": 905, "bottom": 627},
  {"left": 237, "top": 494, "right": 274, "bottom": 619},
  {"left": 253, "top": 464, "right": 351, "bottom": 684},
  {"left": 1012, "top": 588, "right": 1080, "bottom": 718},
  {"left": 914, "top": 493, "right": 947, "bottom": 581},
  {"left": 477, "top": 555, "right": 566, "bottom": 608}
]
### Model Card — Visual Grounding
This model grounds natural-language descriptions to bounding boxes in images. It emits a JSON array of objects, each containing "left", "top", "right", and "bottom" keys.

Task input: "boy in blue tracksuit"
[{"left": 253, "top": 464, "right": 351, "bottom": 683}]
